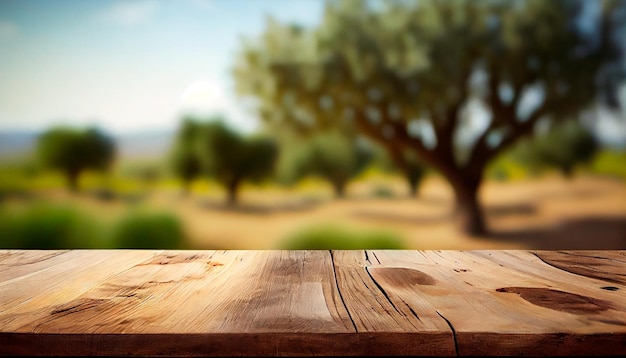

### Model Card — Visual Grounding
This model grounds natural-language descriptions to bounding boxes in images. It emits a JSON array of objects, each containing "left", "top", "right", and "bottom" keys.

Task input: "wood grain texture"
[
  {"left": 365, "top": 250, "right": 626, "bottom": 356},
  {"left": 0, "top": 250, "right": 624, "bottom": 356}
]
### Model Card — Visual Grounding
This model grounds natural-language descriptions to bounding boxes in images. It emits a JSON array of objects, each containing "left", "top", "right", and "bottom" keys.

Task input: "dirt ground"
[
  {"left": 159, "top": 175, "right": 626, "bottom": 250},
  {"left": 27, "top": 174, "right": 626, "bottom": 250}
]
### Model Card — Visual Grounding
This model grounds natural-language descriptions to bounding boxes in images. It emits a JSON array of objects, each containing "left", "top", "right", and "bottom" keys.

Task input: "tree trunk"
[
  {"left": 226, "top": 179, "right": 240, "bottom": 205},
  {"left": 561, "top": 165, "right": 574, "bottom": 179},
  {"left": 407, "top": 177, "right": 419, "bottom": 197},
  {"left": 450, "top": 175, "right": 487, "bottom": 236},
  {"left": 181, "top": 180, "right": 191, "bottom": 197},
  {"left": 67, "top": 170, "right": 80, "bottom": 193},
  {"left": 332, "top": 180, "right": 346, "bottom": 199}
]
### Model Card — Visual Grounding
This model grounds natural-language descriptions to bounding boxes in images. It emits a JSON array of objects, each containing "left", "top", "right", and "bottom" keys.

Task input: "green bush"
[
  {"left": 278, "top": 224, "right": 405, "bottom": 250},
  {"left": 370, "top": 185, "right": 395, "bottom": 198},
  {"left": 590, "top": 149, "right": 626, "bottom": 180},
  {"left": 111, "top": 211, "right": 187, "bottom": 249},
  {"left": 0, "top": 204, "right": 103, "bottom": 249}
]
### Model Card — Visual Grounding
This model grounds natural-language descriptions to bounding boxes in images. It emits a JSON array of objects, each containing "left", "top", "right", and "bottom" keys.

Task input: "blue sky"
[
  {"left": 0, "top": 0, "right": 323, "bottom": 134},
  {"left": 0, "top": 0, "right": 624, "bottom": 145}
]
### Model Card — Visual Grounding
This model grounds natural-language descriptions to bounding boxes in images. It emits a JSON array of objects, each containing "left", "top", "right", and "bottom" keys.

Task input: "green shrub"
[
  {"left": 111, "top": 211, "right": 186, "bottom": 249},
  {"left": 590, "top": 149, "right": 626, "bottom": 180},
  {"left": 278, "top": 224, "right": 405, "bottom": 250},
  {"left": 0, "top": 204, "right": 103, "bottom": 249},
  {"left": 370, "top": 185, "right": 395, "bottom": 198}
]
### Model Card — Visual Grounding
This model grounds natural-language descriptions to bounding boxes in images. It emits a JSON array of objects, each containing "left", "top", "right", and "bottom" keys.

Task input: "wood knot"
[
  {"left": 496, "top": 287, "right": 612, "bottom": 314},
  {"left": 367, "top": 267, "right": 437, "bottom": 287}
]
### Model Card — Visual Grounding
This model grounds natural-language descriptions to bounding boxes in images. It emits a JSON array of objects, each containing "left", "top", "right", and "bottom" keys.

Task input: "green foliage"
[
  {"left": 169, "top": 116, "right": 278, "bottom": 202},
  {"left": 0, "top": 202, "right": 188, "bottom": 249},
  {"left": 0, "top": 203, "right": 104, "bottom": 249},
  {"left": 123, "top": 162, "right": 164, "bottom": 187},
  {"left": 199, "top": 118, "right": 278, "bottom": 204},
  {"left": 399, "top": 151, "right": 427, "bottom": 196},
  {"left": 486, "top": 150, "right": 531, "bottom": 181},
  {"left": 169, "top": 118, "right": 204, "bottom": 192},
  {"left": 277, "top": 130, "right": 373, "bottom": 197},
  {"left": 589, "top": 148, "right": 626, "bottom": 180},
  {"left": 370, "top": 185, "right": 395, "bottom": 198},
  {"left": 110, "top": 211, "right": 187, "bottom": 249},
  {"left": 233, "top": 0, "right": 625, "bottom": 235},
  {"left": 36, "top": 127, "right": 115, "bottom": 191},
  {"left": 514, "top": 120, "right": 599, "bottom": 178},
  {"left": 278, "top": 223, "right": 405, "bottom": 249}
]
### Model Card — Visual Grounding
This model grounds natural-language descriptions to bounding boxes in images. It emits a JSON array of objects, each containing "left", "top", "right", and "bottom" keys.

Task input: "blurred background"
[{"left": 1, "top": 0, "right": 625, "bottom": 250}]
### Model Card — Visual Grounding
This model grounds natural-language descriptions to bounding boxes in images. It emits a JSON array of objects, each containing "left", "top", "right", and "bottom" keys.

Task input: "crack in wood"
[
  {"left": 437, "top": 310, "right": 459, "bottom": 357},
  {"left": 329, "top": 250, "right": 357, "bottom": 332},
  {"left": 364, "top": 250, "right": 371, "bottom": 265},
  {"left": 364, "top": 266, "right": 402, "bottom": 316},
  {"left": 404, "top": 301, "right": 422, "bottom": 323},
  {"left": 371, "top": 252, "right": 381, "bottom": 264}
]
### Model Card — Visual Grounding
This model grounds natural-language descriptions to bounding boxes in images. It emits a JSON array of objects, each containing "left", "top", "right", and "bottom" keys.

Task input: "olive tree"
[
  {"left": 37, "top": 126, "right": 115, "bottom": 192},
  {"left": 233, "top": 0, "right": 625, "bottom": 235},
  {"left": 199, "top": 119, "right": 277, "bottom": 205}
]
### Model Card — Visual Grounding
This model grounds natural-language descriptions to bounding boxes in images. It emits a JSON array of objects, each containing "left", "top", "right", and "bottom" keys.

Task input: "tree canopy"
[
  {"left": 233, "top": 0, "right": 625, "bottom": 235},
  {"left": 199, "top": 119, "right": 278, "bottom": 205},
  {"left": 278, "top": 130, "right": 373, "bottom": 198},
  {"left": 169, "top": 117, "right": 204, "bottom": 195},
  {"left": 37, "top": 126, "right": 115, "bottom": 192},
  {"left": 514, "top": 120, "right": 599, "bottom": 178}
]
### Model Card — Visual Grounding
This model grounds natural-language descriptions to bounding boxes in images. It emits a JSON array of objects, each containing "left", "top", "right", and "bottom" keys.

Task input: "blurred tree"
[
  {"left": 199, "top": 119, "right": 278, "bottom": 205},
  {"left": 126, "top": 163, "right": 162, "bottom": 191},
  {"left": 37, "top": 127, "right": 115, "bottom": 192},
  {"left": 514, "top": 120, "right": 599, "bottom": 178},
  {"left": 233, "top": 0, "right": 625, "bottom": 235},
  {"left": 169, "top": 118, "right": 203, "bottom": 195},
  {"left": 285, "top": 130, "right": 373, "bottom": 198},
  {"left": 376, "top": 146, "right": 428, "bottom": 197}
]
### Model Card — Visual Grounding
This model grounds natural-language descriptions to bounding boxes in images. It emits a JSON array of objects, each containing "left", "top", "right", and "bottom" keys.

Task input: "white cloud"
[
  {"left": 0, "top": 21, "right": 19, "bottom": 41},
  {"left": 97, "top": 1, "right": 158, "bottom": 27},
  {"left": 178, "top": 78, "right": 258, "bottom": 133}
]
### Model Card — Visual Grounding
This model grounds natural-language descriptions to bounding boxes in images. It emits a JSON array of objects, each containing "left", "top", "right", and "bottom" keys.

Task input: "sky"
[
  {"left": 0, "top": 0, "right": 323, "bottom": 134},
  {"left": 0, "top": 0, "right": 624, "bottom": 145}
]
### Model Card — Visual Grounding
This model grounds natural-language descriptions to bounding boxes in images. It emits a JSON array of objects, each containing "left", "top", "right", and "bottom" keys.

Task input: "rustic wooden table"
[{"left": 0, "top": 250, "right": 624, "bottom": 356}]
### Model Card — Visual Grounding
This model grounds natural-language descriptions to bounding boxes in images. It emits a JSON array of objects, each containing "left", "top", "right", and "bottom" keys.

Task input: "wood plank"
[
  {"left": 0, "top": 250, "right": 159, "bottom": 329},
  {"left": 330, "top": 250, "right": 455, "bottom": 355},
  {"left": 1, "top": 250, "right": 624, "bottom": 356},
  {"left": 3, "top": 250, "right": 422, "bottom": 356},
  {"left": 16, "top": 250, "right": 354, "bottom": 334},
  {"left": 366, "top": 250, "right": 626, "bottom": 356},
  {"left": 534, "top": 250, "right": 626, "bottom": 286},
  {"left": 0, "top": 250, "right": 70, "bottom": 282}
]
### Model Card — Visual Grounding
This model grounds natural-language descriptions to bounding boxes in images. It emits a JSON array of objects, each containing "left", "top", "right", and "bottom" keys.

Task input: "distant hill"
[
  {"left": 114, "top": 130, "right": 175, "bottom": 161},
  {"left": 0, "top": 129, "right": 175, "bottom": 162},
  {"left": 0, "top": 131, "right": 37, "bottom": 160}
]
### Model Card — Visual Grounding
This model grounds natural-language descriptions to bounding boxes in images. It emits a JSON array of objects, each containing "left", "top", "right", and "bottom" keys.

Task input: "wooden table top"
[{"left": 1, "top": 250, "right": 625, "bottom": 356}]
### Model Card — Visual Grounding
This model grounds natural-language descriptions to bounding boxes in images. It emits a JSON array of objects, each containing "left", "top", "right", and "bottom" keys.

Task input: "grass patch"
[
  {"left": 0, "top": 201, "right": 188, "bottom": 249},
  {"left": 589, "top": 149, "right": 626, "bottom": 181},
  {"left": 370, "top": 185, "right": 396, "bottom": 198},
  {"left": 0, "top": 203, "right": 106, "bottom": 249},
  {"left": 486, "top": 154, "right": 530, "bottom": 181},
  {"left": 110, "top": 211, "right": 187, "bottom": 249},
  {"left": 278, "top": 223, "right": 405, "bottom": 249}
]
